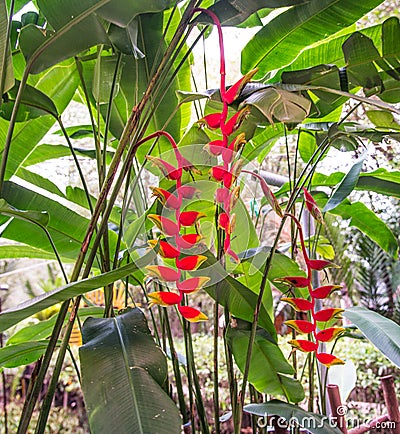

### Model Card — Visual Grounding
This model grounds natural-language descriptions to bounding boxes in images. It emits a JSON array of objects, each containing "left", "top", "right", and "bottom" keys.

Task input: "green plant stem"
[
  {"left": 238, "top": 214, "right": 288, "bottom": 413},
  {"left": 185, "top": 320, "right": 210, "bottom": 434},
  {"left": 35, "top": 296, "right": 82, "bottom": 434},
  {"left": 102, "top": 52, "right": 122, "bottom": 184},
  {"left": 163, "top": 309, "right": 187, "bottom": 423},
  {"left": 0, "top": 0, "right": 14, "bottom": 100},
  {"left": 213, "top": 301, "right": 220, "bottom": 434},
  {"left": 74, "top": 56, "right": 103, "bottom": 186},
  {"left": 17, "top": 299, "right": 70, "bottom": 434},
  {"left": 223, "top": 306, "right": 238, "bottom": 427},
  {"left": 57, "top": 118, "right": 94, "bottom": 214},
  {"left": 182, "top": 318, "right": 196, "bottom": 433}
]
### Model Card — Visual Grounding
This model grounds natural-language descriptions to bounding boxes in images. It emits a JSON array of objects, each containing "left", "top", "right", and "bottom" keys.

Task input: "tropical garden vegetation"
[{"left": 0, "top": 0, "right": 399, "bottom": 432}]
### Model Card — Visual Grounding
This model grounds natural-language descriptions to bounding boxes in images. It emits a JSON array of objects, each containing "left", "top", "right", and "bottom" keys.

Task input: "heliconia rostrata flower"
[
  {"left": 141, "top": 8, "right": 268, "bottom": 322},
  {"left": 280, "top": 189, "right": 345, "bottom": 367},
  {"left": 143, "top": 130, "right": 210, "bottom": 322}
]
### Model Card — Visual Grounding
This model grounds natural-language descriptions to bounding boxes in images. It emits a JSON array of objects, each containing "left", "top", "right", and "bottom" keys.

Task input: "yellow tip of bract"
[
  {"left": 145, "top": 265, "right": 180, "bottom": 282},
  {"left": 289, "top": 339, "right": 318, "bottom": 353},
  {"left": 285, "top": 319, "right": 315, "bottom": 334},
  {"left": 316, "top": 352, "right": 345, "bottom": 367},
  {"left": 178, "top": 305, "right": 208, "bottom": 322},
  {"left": 315, "top": 327, "right": 345, "bottom": 342},
  {"left": 148, "top": 291, "right": 180, "bottom": 307},
  {"left": 177, "top": 277, "right": 211, "bottom": 294}
]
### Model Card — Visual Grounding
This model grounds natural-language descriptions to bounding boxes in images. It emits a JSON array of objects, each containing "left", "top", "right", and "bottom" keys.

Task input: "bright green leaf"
[
  {"left": 227, "top": 320, "right": 304, "bottom": 403},
  {"left": 80, "top": 308, "right": 182, "bottom": 433},
  {"left": 343, "top": 307, "right": 400, "bottom": 368}
]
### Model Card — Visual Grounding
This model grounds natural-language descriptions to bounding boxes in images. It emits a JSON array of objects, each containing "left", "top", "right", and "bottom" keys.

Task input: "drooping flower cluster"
[
  {"left": 196, "top": 11, "right": 257, "bottom": 262},
  {"left": 144, "top": 131, "right": 210, "bottom": 322},
  {"left": 278, "top": 189, "right": 345, "bottom": 368}
]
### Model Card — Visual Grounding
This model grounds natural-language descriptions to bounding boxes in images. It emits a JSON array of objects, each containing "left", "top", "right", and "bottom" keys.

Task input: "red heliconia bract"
[
  {"left": 274, "top": 276, "right": 310, "bottom": 288},
  {"left": 176, "top": 255, "right": 207, "bottom": 271},
  {"left": 284, "top": 319, "right": 316, "bottom": 334},
  {"left": 178, "top": 305, "right": 208, "bottom": 322},
  {"left": 209, "top": 166, "right": 229, "bottom": 182},
  {"left": 150, "top": 187, "right": 182, "bottom": 210},
  {"left": 289, "top": 339, "right": 318, "bottom": 353},
  {"left": 146, "top": 155, "right": 182, "bottom": 181},
  {"left": 281, "top": 297, "right": 313, "bottom": 312},
  {"left": 303, "top": 187, "right": 324, "bottom": 225},
  {"left": 145, "top": 265, "right": 180, "bottom": 282},
  {"left": 199, "top": 112, "right": 222, "bottom": 129},
  {"left": 147, "top": 214, "right": 180, "bottom": 236},
  {"left": 310, "top": 285, "right": 342, "bottom": 299},
  {"left": 205, "top": 139, "right": 225, "bottom": 156},
  {"left": 223, "top": 69, "right": 258, "bottom": 104},
  {"left": 178, "top": 185, "right": 199, "bottom": 199},
  {"left": 313, "top": 308, "right": 344, "bottom": 322},
  {"left": 148, "top": 240, "right": 180, "bottom": 259},
  {"left": 307, "top": 259, "right": 339, "bottom": 271},
  {"left": 177, "top": 277, "right": 210, "bottom": 294},
  {"left": 220, "top": 107, "right": 249, "bottom": 136},
  {"left": 179, "top": 211, "right": 206, "bottom": 227},
  {"left": 218, "top": 212, "right": 230, "bottom": 231},
  {"left": 215, "top": 187, "right": 230, "bottom": 204},
  {"left": 176, "top": 234, "right": 202, "bottom": 249},
  {"left": 316, "top": 352, "right": 345, "bottom": 367},
  {"left": 148, "top": 291, "right": 181, "bottom": 307},
  {"left": 315, "top": 327, "right": 345, "bottom": 342}
]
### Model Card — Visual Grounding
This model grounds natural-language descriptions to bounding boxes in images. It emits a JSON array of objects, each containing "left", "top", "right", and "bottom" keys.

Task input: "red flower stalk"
[{"left": 146, "top": 155, "right": 182, "bottom": 181}]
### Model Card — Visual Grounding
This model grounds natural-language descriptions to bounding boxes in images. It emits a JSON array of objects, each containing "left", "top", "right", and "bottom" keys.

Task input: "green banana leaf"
[
  {"left": 343, "top": 307, "right": 400, "bottom": 368},
  {"left": 227, "top": 320, "right": 305, "bottom": 403},
  {"left": 80, "top": 308, "right": 182, "bottom": 433}
]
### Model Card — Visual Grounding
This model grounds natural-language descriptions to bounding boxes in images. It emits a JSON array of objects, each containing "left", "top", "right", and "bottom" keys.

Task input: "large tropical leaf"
[
  {"left": 97, "top": 0, "right": 177, "bottom": 27},
  {"left": 309, "top": 192, "right": 398, "bottom": 258},
  {"left": 241, "top": 0, "right": 384, "bottom": 78},
  {"left": 0, "top": 260, "right": 143, "bottom": 332},
  {"left": 243, "top": 85, "right": 312, "bottom": 124},
  {"left": 0, "top": 181, "right": 95, "bottom": 261},
  {"left": 0, "top": 0, "right": 14, "bottom": 94},
  {"left": 19, "top": 0, "right": 110, "bottom": 74},
  {"left": 80, "top": 308, "right": 182, "bottom": 434},
  {"left": 0, "top": 58, "right": 79, "bottom": 179},
  {"left": 227, "top": 320, "right": 305, "bottom": 403},
  {"left": 326, "top": 198, "right": 398, "bottom": 258},
  {"left": 343, "top": 307, "right": 400, "bottom": 368},
  {"left": 281, "top": 169, "right": 400, "bottom": 199},
  {"left": 0, "top": 340, "right": 50, "bottom": 368},
  {"left": 194, "top": 0, "right": 305, "bottom": 26},
  {"left": 323, "top": 146, "right": 368, "bottom": 212},
  {"left": 192, "top": 251, "right": 277, "bottom": 338},
  {"left": 244, "top": 400, "right": 343, "bottom": 434}
]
